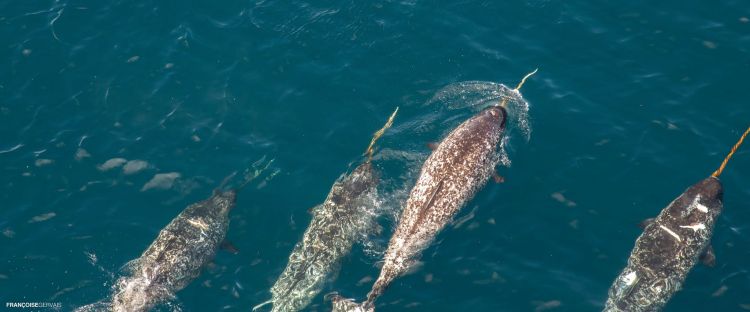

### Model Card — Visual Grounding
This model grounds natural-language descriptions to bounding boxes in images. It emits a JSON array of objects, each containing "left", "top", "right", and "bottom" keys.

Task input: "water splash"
[
  {"left": 370, "top": 148, "right": 426, "bottom": 225},
  {"left": 497, "top": 134, "right": 513, "bottom": 168},
  {"left": 426, "top": 81, "right": 533, "bottom": 141},
  {"left": 85, "top": 251, "right": 114, "bottom": 281}
]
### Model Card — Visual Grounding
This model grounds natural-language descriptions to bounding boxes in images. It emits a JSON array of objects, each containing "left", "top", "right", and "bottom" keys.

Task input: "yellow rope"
[
  {"left": 500, "top": 68, "right": 538, "bottom": 108},
  {"left": 712, "top": 125, "right": 750, "bottom": 178},
  {"left": 364, "top": 107, "right": 399, "bottom": 162}
]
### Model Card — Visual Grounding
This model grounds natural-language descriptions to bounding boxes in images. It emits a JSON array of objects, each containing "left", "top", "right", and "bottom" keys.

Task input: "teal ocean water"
[{"left": 2, "top": 0, "right": 750, "bottom": 311}]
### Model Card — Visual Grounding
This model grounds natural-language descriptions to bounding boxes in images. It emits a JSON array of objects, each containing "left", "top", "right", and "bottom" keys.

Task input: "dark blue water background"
[{"left": 1, "top": 0, "right": 750, "bottom": 311}]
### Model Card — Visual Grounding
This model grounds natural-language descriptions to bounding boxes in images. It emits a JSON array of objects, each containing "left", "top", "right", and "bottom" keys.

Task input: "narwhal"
[
  {"left": 75, "top": 160, "right": 273, "bottom": 312},
  {"left": 253, "top": 108, "right": 399, "bottom": 312},
  {"left": 109, "top": 188, "right": 237, "bottom": 312},
  {"left": 330, "top": 70, "right": 537, "bottom": 312},
  {"left": 604, "top": 126, "right": 750, "bottom": 312}
]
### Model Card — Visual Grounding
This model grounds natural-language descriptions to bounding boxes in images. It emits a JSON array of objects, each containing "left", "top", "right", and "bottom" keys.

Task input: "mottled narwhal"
[
  {"left": 109, "top": 187, "right": 237, "bottom": 312},
  {"left": 76, "top": 160, "right": 273, "bottom": 312},
  {"left": 253, "top": 108, "right": 399, "bottom": 312},
  {"left": 331, "top": 70, "right": 537, "bottom": 312},
  {"left": 604, "top": 126, "right": 750, "bottom": 312}
]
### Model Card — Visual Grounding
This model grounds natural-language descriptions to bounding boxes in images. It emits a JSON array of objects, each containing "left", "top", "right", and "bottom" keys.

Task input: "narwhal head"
[
  {"left": 211, "top": 189, "right": 237, "bottom": 217},
  {"left": 661, "top": 176, "right": 723, "bottom": 234},
  {"left": 693, "top": 176, "right": 724, "bottom": 204},
  {"left": 481, "top": 105, "right": 508, "bottom": 129},
  {"left": 188, "top": 189, "right": 236, "bottom": 220}
]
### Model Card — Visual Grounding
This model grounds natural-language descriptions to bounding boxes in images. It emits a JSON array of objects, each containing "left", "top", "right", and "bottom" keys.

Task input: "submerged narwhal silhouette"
[
  {"left": 254, "top": 108, "right": 398, "bottom": 312},
  {"left": 76, "top": 159, "right": 275, "bottom": 312},
  {"left": 604, "top": 126, "right": 750, "bottom": 312}
]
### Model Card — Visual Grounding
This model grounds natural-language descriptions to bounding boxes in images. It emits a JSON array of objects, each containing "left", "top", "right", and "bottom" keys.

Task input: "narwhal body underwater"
[
  {"left": 331, "top": 71, "right": 537, "bottom": 312},
  {"left": 110, "top": 188, "right": 235, "bottom": 312},
  {"left": 76, "top": 162, "right": 273, "bottom": 312},
  {"left": 253, "top": 108, "right": 399, "bottom": 312},
  {"left": 604, "top": 126, "right": 750, "bottom": 312}
]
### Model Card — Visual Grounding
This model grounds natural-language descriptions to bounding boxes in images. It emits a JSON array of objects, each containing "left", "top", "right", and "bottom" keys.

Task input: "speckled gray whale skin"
[
  {"left": 332, "top": 105, "right": 507, "bottom": 312},
  {"left": 604, "top": 176, "right": 723, "bottom": 312},
  {"left": 109, "top": 189, "right": 236, "bottom": 312}
]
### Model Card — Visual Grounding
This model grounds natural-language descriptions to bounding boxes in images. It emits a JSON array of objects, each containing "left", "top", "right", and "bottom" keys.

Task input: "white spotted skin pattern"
[
  {"left": 269, "top": 163, "right": 379, "bottom": 312},
  {"left": 361, "top": 106, "right": 506, "bottom": 309},
  {"left": 112, "top": 191, "right": 235, "bottom": 312},
  {"left": 604, "top": 177, "right": 723, "bottom": 312}
]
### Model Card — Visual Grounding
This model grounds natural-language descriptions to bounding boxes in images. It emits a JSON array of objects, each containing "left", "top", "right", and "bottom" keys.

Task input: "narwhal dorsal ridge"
[
  {"left": 331, "top": 70, "right": 537, "bottom": 312},
  {"left": 407, "top": 179, "right": 445, "bottom": 237}
]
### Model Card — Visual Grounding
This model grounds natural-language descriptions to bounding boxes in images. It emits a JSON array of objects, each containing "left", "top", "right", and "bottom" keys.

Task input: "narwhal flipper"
[
  {"left": 492, "top": 172, "right": 505, "bottom": 183},
  {"left": 699, "top": 244, "right": 716, "bottom": 267},
  {"left": 119, "top": 258, "right": 140, "bottom": 275},
  {"left": 220, "top": 240, "right": 239, "bottom": 254},
  {"left": 307, "top": 204, "right": 323, "bottom": 215},
  {"left": 638, "top": 218, "right": 656, "bottom": 230}
]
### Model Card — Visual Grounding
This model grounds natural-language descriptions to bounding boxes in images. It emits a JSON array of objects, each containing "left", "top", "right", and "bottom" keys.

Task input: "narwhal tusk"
[
  {"left": 711, "top": 125, "right": 750, "bottom": 178},
  {"left": 500, "top": 68, "right": 538, "bottom": 108},
  {"left": 364, "top": 107, "right": 399, "bottom": 162},
  {"left": 514, "top": 68, "right": 538, "bottom": 91}
]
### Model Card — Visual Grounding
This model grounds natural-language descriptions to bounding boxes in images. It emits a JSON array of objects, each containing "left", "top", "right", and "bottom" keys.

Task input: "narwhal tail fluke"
[
  {"left": 251, "top": 299, "right": 273, "bottom": 311},
  {"left": 327, "top": 293, "right": 374, "bottom": 312},
  {"left": 499, "top": 68, "right": 538, "bottom": 108},
  {"left": 712, "top": 125, "right": 750, "bottom": 178},
  {"left": 236, "top": 156, "right": 277, "bottom": 191},
  {"left": 351, "top": 272, "right": 394, "bottom": 312},
  {"left": 364, "top": 107, "right": 399, "bottom": 163}
]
